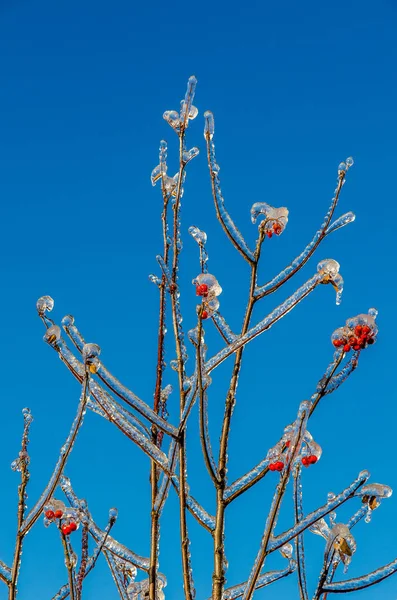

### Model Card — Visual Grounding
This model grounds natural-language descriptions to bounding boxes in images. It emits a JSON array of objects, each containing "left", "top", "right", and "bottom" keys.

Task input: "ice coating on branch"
[
  {"left": 127, "top": 575, "right": 166, "bottom": 599},
  {"left": 323, "top": 557, "right": 397, "bottom": 593},
  {"left": 189, "top": 226, "right": 209, "bottom": 272},
  {"left": 163, "top": 76, "right": 197, "bottom": 133},
  {"left": 356, "top": 483, "right": 392, "bottom": 499},
  {"left": 221, "top": 561, "right": 296, "bottom": 599},
  {"left": 0, "top": 560, "right": 11, "bottom": 583},
  {"left": 317, "top": 259, "right": 344, "bottom": 304},
  {"left": 250, "top": 203, "right": 289, "bottom": 237},
  {"left": 332, "top": 309, "right": 378, "bottom": 352},
  {"left": 189, "top": 226, "right": 207, "bottom": 245},
  {"left": 151, "top": 140, "right": 168, "bottom": 186},
  {"left": 204, "top": 110, "right": 215, "bottom": 140},
  {"left": 325, "top": 523, "right": 357, "bottom": 572},
  {"left": 183, "top": 147, "right": 199, "bottom": 164},
  {"left": 325, "top": 211, "right": 356, "bottom": 235},
  {"left": 44, "top": 324, "right": 61, "bottom": 345},
  {"left": 36, "top": 295, "right": 54, "bottom": 315},
  {"left": 204, "top": 111, "right": 255, "bottom": 262}
]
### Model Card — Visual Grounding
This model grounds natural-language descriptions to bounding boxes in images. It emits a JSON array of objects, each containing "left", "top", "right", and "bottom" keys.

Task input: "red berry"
[
  {"left": 343, "top": 344, "right": 351, "bottom": 353},
  {"left": 45, "top": 510, "right": 55, "bottom": 520},
  {"left": 333, "top": 339, "right": 344, "bottom": 348},
  {"left": 54, "top": 510, "right": 63, "bottom": 519},
  {"left": 353, "top": 344, "right": 361, "bottom": 351},
  {"left": 308, "top": 455, "right": 318, "bottom": 464},
  {"left": 354, "top": 325, "right": 363, "bottom": 336},
  {"left": 273, "top": 223, "right": 282, "bottom": 235},
  {"left": 349, "top": 337, "right": 358, "bottom": 347},
  {"left": 196, "top": 284, "right": 208, "bottom": 297},
  {"left": 266, "top": 230, "right": 273, "bottom": 238},
  {"left": 362, "top": 325, "right": 371, "bottom": 335},
  {"left": 201, "top": 310, "right": 209, "bottom": 320},
  {"left": 301, "top": 456, "right": 310, "bottom": 467},
  {"left": 269, "top": 463, "right": 276, "bottom": 471},
  {"left": 276, "top": 461, "right": 284, "bottom": 471},
  {"left": 69, "top": 522, "right": 77, "bottom": 532},
  {"left": 62, "top": 524, "right": 72, "bottom": 536},
  {"left": 285, "top": 440, "right": 291, "bottom": 448},
  {"left": 367, "top": 336, "right": 375, "bottom": 345}
]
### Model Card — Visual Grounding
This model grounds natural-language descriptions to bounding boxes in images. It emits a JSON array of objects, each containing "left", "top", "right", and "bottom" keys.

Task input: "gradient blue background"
[{"left": 0, "top": 0, "right": 396, "bottom": 598}]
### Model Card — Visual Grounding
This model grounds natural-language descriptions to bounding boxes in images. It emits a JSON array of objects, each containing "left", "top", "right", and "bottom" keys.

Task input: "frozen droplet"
[
  {"left": 280, "top": 543, "right": 293, "bottom": 559},
  {"left": 163, "top": 110, "right": 181, "bottom": 132},
  {"left": 44, "top": 325, "right": 61, "bottom": 345},
  {"left": 149, "top": 274, "right": 161, "bottom": 286},
  {"left": 188, "top": 226, "right": 207, "bottom": 245},
  {"left": 327, "top": 492, "right": 336, "bottom": 502},
  {"left": 61, "top": 314, "right": 74, "bottom": 327},
  {"left": 338, "top": 162, "right": 347, "bottom": 175},
  {"left": 109, "top": 507, "right": 118, "bottom": 521},
  {"left": 36, "top": 296, "right": 54, "bottom": 315},
  {"left": 82, "top": 343, "right": 101, "bottom": 373},
  {"left": 204, "top": 111, "right": 215, "bottom": 140},
  {"left": 170, "top": 359, "right": 179, "bottom": 371},
  {"left": 183, "top": 147, "right": 200, "bottom": 163},
  {"left": 346, "top": 156, "right": 354, "bottom": 168}
]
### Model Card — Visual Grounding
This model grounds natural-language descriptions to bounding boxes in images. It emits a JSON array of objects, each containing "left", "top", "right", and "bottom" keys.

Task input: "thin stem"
[
  {"left": 197, "top": 313, "right": 219, "bottom": 485},
  {"left": 212, "top": 230, "right": 264, "bottom": 600},
  {"left": 294, "top": 470, "right": 308, "bottom": 600},
  {"left": 76, "top": 523, "right": 89, "bottom": 599},
  {"left": 60, "top": 531, "right": 76, "bottom": 600},
  {"left": 149, "top": 185, "right": 170, "bottom": 600}
]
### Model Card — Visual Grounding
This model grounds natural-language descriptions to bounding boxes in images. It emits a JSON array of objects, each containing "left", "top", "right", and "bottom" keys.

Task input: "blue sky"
[{"left": 0, "top": 0, "right": 396, "bottom": 598}]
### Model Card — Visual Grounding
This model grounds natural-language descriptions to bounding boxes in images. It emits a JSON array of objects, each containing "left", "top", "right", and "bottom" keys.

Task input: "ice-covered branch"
[
  {"left": 212, "top": 311, "right": 237, "bottom": 344},
  {"left": 205, "top": 260, "right": 342, "bottom": 374},
  {"left": 204, "top": 111, "right": 255, "bottom": 263},
  {"left": 255, "top": 161, "right": 354, "bottom": 299},
  {"left": 0, "top": 560, "right": 11, "bottom": 585},
  {"left": 268, "top": 470, "right": 369, "bottom": 553},
  {"left": 20, "top": 378, "right": 89, "bottom": 536},
  {"left": 322, "top": 558, "right": 397, "bottom": 593},
  {"left": 61, "top": 476, "right": 150, "bottom": 571},
  {"left": 220, "top": 559, "right": 296, "bottom": 599},
  {"left": 294, "top": 471, "right": 309, "bottom": 600}
]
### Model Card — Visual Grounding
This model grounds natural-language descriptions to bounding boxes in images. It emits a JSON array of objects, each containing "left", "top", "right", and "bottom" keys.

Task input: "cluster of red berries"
[
  {"left": 196, "top": 284, "right": 209, "bottom": 319},
  {"left": 301, "top": 455, "right": 318, "bottom": 467},
  {"left": 265, "top": 222, "right": 282, "bottom": 238},
  {"left": 269, "top": 460, "right": 284, "bottom": 471},
  {"left": 333, "top": 324, "right": 374, "bottom": 353},
  {"left": 45, "top": 509, "right": 77, "bottom": 536}
]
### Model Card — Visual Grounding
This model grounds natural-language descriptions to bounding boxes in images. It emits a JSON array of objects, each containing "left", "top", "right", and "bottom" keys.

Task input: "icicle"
[
  {"left": 317, "top": 259, "right": 344, "bottom": 305},
  {"left": 268, "top": 470, "right": 369, "bottom": 552},
  {"left": 179, "top": 75, "right": 198, "bottom": 127},
  {"left": 189, "top": 225, "right": 209, "bottom": 272},
  {"left": 207, "top": 271, "right": 324, "bottom": 373},
  {"left": 204, "top": 112, "right": 255, "bottom": 262}
]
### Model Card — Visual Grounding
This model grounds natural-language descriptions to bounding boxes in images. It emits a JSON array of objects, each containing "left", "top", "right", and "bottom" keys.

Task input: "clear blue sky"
[{"left": 0, "top": 0, "right": 396, "bottom": 598}]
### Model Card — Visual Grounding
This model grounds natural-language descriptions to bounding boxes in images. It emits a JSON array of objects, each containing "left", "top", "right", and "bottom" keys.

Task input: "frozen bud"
[
  {"left": 44, "top": 325, "right": 61, "bottom": 345},
  {"left": 188, "top": 226, "right": 207, "bottom": 245},
  {"left": 109, "top": 507, "right": 118, "bottom": 522},
  {"left": 204, "top": 111, "right": 215, "bottom": 140},
  {"left": 317, "top": 259, "right": 343, "bottom": 304},
  {"left": 61, "top": 314, "right": 74, "bottom": 327},
  {"left": 36, "top": 295, "right": 54, "bottom": 315},
  {"left": 193, "top": 273, "right": 222, "bottom": 297},
  {"left": 338, "top": 162, "right": 347, "bottom": 176},
  {"left": 82, "top": 343, "right": 101, "bottom": 373},
  {"left": 163, "top": 110, "right": 181, "bottom": 132}
]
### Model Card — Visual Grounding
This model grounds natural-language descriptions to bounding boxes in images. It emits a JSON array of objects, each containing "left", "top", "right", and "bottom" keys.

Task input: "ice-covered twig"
[
  {"left": 206, "top": 263, "right": 338, "bottom": 374},
  {"left": 60, "top": 315, "right": 175, "bottom": 437},
  {"left": 321, "top": 557, "right": 397, "bottom": 593},
  {"left": 20, "top": 378, "right": 89, "bottom": 536},
  {"left": 171, "top": 476, "right": 215, "bottom": 532},
  {"left": 212, "top": 311, "right": 237, "bottom": 343},
  {"left": 242, "top": 402, "right": 311, "bottom": 600},
  {"left": 60, "top": 527, "right": 76, "bottom": 600},
  {"left": 224, "top": 455, "right": 271, "bottom": 504},
  {"left": 294, "top": 470, "right": 309, "bottom": 600},
  {"left": 219, "top": 560, "right": 297, "bottom": 599},
  {"left": 268, "top": 470, "right": 369, "bottom": 553},
  {"left": 104, "top": 552, "right": 130, "bottom": 600},
  {"left": 61, "top": 476, "right": 150, "bottom": 571},
  {"left": 197, "top": 316, "right": 219, "bottom": 484},
  {"left": 204, "top": 111, "right": 255, "bottom": 263},
  {"left": 255, "top": 165, "right": 353, "bottom": 299},
  {"left": 0, "top": 560, "right": 11, "bottom": 585}
]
